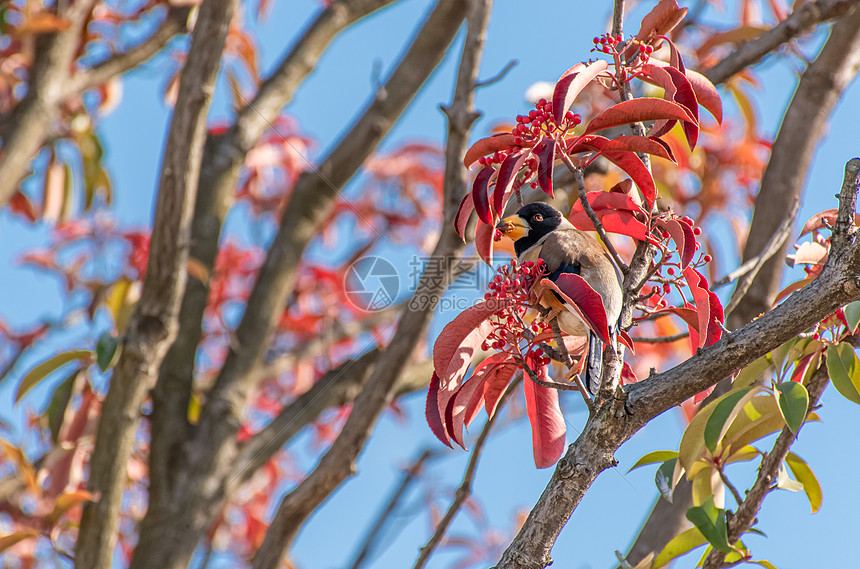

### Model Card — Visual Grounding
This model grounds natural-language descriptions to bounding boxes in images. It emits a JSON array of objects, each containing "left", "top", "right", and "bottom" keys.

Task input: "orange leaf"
[{"left": 463, "top": 134, "right": 520, "bottom": 168}]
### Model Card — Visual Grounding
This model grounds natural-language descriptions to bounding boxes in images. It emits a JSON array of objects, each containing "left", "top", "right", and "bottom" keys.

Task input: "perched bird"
[{"left": 497, "top": 202, "right": 622, "bottom": 394}]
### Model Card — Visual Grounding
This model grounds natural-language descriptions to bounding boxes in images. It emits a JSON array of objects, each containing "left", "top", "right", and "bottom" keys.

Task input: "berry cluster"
[
  {"left": 480, "top": 260, "right": 551, "bottom": 355},
  {"left": 592, "top": 34, "right": 624, "bottom": 55},
  {"left": 512, "top": 97, "right": 581, "bottom": 145}
]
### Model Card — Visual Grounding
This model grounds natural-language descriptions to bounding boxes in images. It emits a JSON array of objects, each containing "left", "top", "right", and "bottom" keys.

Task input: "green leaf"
[
  {"left": 96, "top": 333, "right": 122, "bottom": 372},
  {"left": 734, "top": 355, "right": 771, "bottom": 388},
  {"left": 721, "top": 395, "right": 788, "bottom": 458},
  {"left": 628, "top": 450, "right": 679, "bottom": 472},
  {"left": 785, "top": 451, "right": 822, "bottom": 513},
  {"left": 844, "top": 301, "right": 860, "bottom": 333},
  {"left": 655, "top": 458, "right": 677, "bottom": 502},
  {"left": 686, "top": 497, "right": 732, "bottom": 553},
  {"left": 45, "top": 367, "right": 81, "bottom": 443},
  {"left": 826, "top": 343, "right": 860, "bottom": 405},
  {"left": 703, "top": 387, "right": 756, "bottom": 453},
  {"left": 775, "top": 381, "right": 808, "bottom": 433},
  {"left": 16, "top": 350, "right": 92, "bottom": 403},
  {"left": 652, "top": 526, "right": 708, "bottom": 568},
  {"left": 724, "top": 444, "right": 761, "bottom": 464}
]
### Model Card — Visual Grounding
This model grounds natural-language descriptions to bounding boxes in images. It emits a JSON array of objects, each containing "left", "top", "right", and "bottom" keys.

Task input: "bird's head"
[{"left": 496, "top": 202, "right": 564, "bottom": 244}]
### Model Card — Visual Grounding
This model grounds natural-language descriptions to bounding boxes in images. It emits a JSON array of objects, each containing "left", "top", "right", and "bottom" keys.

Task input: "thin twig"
[
  {"left": 715, "top": 463, "right": 744, "bottom": 507},
  {"left": 629, "top": 331, "right": 688, "bottom": 344},
  {"left": 67, "top": 7, "right": 191, "bottom": 95},
  {"left": 475, "top": 59, "right": 518, "bottom": 88},
  {"left": 562, "top": 156, "right": 629, "bottom": 274},
  {"left": 522, "top": 363, "right": 581, "bottom": 392},
  {"left": 413, "top": 378, "right": 519, "bottom": 569},
  {"left": 350, "top": 449, "right": 439, "bottom": 569},
  {"left": 724, "top": 199, "right": 800, "bottom": 317}
]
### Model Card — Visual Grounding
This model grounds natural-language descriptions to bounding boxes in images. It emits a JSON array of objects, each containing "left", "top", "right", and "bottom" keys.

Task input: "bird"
[{"left": 496, "top": 202, "right": 622, "bottom": 395}]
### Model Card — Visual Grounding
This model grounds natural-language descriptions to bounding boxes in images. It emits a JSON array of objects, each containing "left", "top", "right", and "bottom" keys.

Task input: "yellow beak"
[{"left": 497, "top": 214, "right": 529, "bottom": 241}]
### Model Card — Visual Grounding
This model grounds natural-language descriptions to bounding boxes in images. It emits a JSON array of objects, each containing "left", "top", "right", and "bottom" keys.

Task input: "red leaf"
[
  {"left": 534, "top": 135, "right": 556, "bottom": 197},
  {"left": 552, "top": 60, "right": 609, "bottom": 123},
  {"left": 454, "top": 192, "right": 475, "bottom": 241},
  {"left": 448, "top": 354, "right": 517, "bottom": 448},
  {"left": 683, "top": 267, "right": 723, "bottom": 347},
  {"left": 584, "top": 98, "right": 696, "bottom": 135},
  {"left": 9, "top": 191, "right": 37, "bottom": 222},
  {"left": 464, "top": 133, "right": 519, "bottom": 168},
  {"left": 472, "top": 165, "right": 495, "bottom": 224},
  {"left": 483, "top": 361, "right": 519, "bottom": 419},
  {"left": 493, "top": 150, "right": 529, "bottom": 218},
  {"left": 523, "top": 357, "right": 566, "bottom": 469},
  {"left": 569, "top": 136, "right": 657, "bottom": 206},
  {"left": 618, "top": 329, "right": 635, "bottom": 353},
  {"left": 541, "top": 275, "right": 611, "bottom": 345},
  {"left": 600, "top": 135, "right": 677, "bottom": 163},
  {"left": 657, "top": 218, "right": 696, "bottom": 268},
  {"left": 790, "top": 351, "right": 818, "bottom": 383},
  {"left": 620, "top": 361, "right": 639, "bottom": 384},
  {"left": 773, "top": 276, "right": 815, "bottom": 306},
  {"left": 647, "top": 60, "right": 723, "bottom": 123},
  {"left": 432, "top": 299, "right": 512, "bottom": 427},
  {"left": 663, "top": 66, "right": 699, "bottom": 150},
  {"left": 426, "top": 372, "right": 452, "bottom": 447},
  {"left": 568, "top": 207, "right": 651, "bottom": 242},
  {"left": 633, "top": 0, "right": 688, "bottom": 47},
  {"left": 648, "top": 136, "right": 677, "bottom": 163},
  {"left": 475, "top": 221, "right": 495, "bottom": 266},
  {"left": 657, "top": 305, "right": 700, "bottom": 333}
]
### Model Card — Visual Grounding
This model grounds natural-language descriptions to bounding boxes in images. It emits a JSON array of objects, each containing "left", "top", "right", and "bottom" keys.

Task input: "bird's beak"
[{"left": 497, "top": 214, "right": 529, "bottom": 241}]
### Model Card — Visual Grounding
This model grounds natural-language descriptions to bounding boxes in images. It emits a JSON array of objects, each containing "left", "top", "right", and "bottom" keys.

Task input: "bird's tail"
[{"left": 584, "top": 331, "right": 603, "bottom": 396}]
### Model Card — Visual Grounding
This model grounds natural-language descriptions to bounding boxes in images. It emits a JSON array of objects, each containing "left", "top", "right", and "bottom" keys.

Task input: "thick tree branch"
[
  {"left": 703, "top": 0, "right": 860, "bottom": 85},
  {"left": 149, "top": 0, "right": 399, "bottom": 521},
  {"left": 0, "top": 0, "right": 97, "bottom": 206},
  {"left": 727, "top": 6, "right": 860, "bottom": 329},
  {"left": 413, "top": 378, "right": 518, "bottom": 569},
  {"left": 233, "top": 352, "right": 433, "bottom": 484},
  {"left": 131, "top": 3, "right": 469, "bottom": 569},
  {"left": 67, "top": 6, "right": 191, "bottom": 95},
  {"left": 249, "top": 3, "right": 486, "bottom": 567},
  {"left": 622, "top": 11, "right": 860, "bottom": 563},
  {"left": 493, "top": 160, "right": 860, "bottom": 568},
  {"left": 702, "top": 364, "right": 830, "bottom": 569},
  {"left": 74, "top": 1, "right": 238, "bottom": 568}
]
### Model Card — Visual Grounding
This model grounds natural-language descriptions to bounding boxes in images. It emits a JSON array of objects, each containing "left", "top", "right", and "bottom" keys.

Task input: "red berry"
[
  {"left": 703, "top": 255, "right": 712, "bottom": 263},
  {"left": 663, "top": 284, "right": 672, "bottom": 294},
  {"left": 667, "top": 267, "right": 674, "bottom": 275},
  {"left": 693, "top": 226, "right": 702, "bottom": 235}
]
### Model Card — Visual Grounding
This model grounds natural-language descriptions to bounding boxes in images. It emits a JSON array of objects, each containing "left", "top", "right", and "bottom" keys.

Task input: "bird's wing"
[{"left": 538, "top": 229, "right": 622, "bottom": 328}]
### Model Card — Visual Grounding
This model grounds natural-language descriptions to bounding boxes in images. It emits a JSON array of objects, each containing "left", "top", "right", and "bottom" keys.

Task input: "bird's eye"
[{"left": 533, "top": 214, "right": 543, "bottom": 223}]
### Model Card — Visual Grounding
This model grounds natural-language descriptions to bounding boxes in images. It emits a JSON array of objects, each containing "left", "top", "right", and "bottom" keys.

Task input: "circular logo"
[{"left": 344, "top": 256, "right": 400, "bottom": 311}]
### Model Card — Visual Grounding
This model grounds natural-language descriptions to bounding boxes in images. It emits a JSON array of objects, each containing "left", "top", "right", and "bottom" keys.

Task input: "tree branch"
[
  {"left": 620, "top": 10, "right": 860, "bottom": 562},
  {"left": 492, "top": 161, "right": 860, "bottom": 568},
  {"left": 249, "top": 3, "right": 486, "bottom": 567},
  {"left": 703, "top": 0, "right": 860, "bottom": 85},
  {"left": 67, "top": 6, "right": 191, "bottom": 95},
  {"left": 129, "top": 3, "right": 470, "bottom": 569},
  {"left": 702, "top": 364, "right": 830, "bottom": 569},
  {"left": 75, "top": 1, "right": 238, "bottom": 568},
  {"left": 146, "top": 0, "right": 398, "bottom": 536},
  {"left": 351, "top": 448, "right": 439, "bottom": 569},
  {"left": 413, "top": 378, "right": 518, "bottom": 569},
  {"left": 0, "top": 0, "right": 97, "bottom": 206},
  {"left": 723, "top": 199, "right": 799, "bottom": 317}
]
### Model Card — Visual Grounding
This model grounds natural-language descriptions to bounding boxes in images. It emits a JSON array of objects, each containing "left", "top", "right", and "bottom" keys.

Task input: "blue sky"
[{"left": 1, "top": 1, "right": 859, "bottom": 568}]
